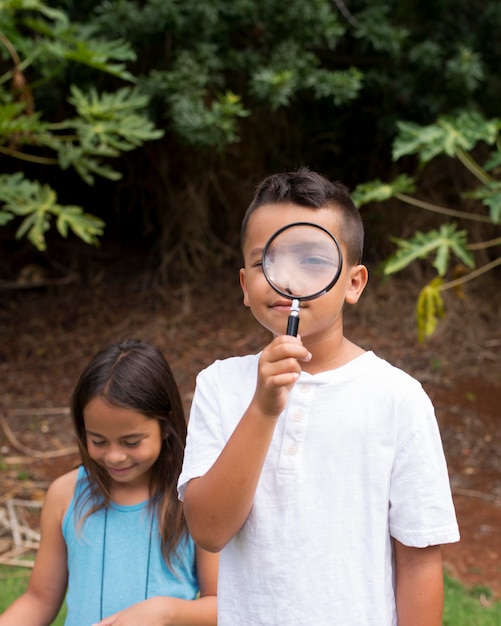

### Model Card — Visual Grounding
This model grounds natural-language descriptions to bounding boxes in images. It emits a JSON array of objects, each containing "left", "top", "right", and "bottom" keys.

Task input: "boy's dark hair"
[
  {"left": 71, "top": 339, "right": 188, "bottom": 568},
  {"left": 241, "top": 167, "right": 364, "bottom": 265}
]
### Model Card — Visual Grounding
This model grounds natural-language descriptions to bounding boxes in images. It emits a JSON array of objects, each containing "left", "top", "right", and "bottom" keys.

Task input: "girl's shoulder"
[{"left": 44, "top": 467, "right": 80, "bottom": 522}]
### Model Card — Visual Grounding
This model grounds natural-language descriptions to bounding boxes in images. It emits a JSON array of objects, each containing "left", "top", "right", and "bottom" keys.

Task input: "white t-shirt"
[{"left": 178, "top": 351, "right": 459, "bottom": 625}]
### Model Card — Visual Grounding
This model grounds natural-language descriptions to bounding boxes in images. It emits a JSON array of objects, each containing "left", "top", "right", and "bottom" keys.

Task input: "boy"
[{"left": 178, "top": 168, "right": 459, "bottom": 625}]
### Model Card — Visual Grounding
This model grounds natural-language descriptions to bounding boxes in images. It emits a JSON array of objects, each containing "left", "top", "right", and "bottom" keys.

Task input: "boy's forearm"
[
  {"left": 394, "top": 542, "right": 444, "bottom": 626},
  {"left": 183, "top": 402, "right": 278, "bottom": 552}
]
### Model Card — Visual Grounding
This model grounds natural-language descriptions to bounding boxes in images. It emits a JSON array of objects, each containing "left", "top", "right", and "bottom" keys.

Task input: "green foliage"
[
  {"left": 91, "top": 0, "right": 500, "bottom": 235},
  {"left": 0, "top": 173, "right": 105, "bottom": 249},
  {"left": 0, "top": 0, "right": 162, "bottom": 251},
  {"left": 1, "top": 0, "right": 136, "bottom": 81},
  {"left": 385, "top": 224, "right": 475, "bottom": 277},
  {"left": 355, "top": 111, "right": 501, "bottom": 341},
  {"left": 165, "top": 85, "right": 249, "bottom": 149},
  {"left": 393, "top": 113, "right": 500, "bottom": 164},
  {"left": 4, "top": 0, "right": 501, "bottom": 273},
  {"left": 466, "top": 181, "right": 501, "bottom": 224},
  {"left": 352, "top": 175, "right": 416, "bottom": 206}
]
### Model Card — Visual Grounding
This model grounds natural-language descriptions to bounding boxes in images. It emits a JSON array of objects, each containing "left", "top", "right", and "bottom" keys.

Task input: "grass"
[
  {"left": 442, "top": 576, "right": 501, "bottom": 626},
  {"left": 1, "top": 566, "right": 501, "bottom": 624},
  {"left": 0, "top": 565, "right": 66, "bottom": 625}
]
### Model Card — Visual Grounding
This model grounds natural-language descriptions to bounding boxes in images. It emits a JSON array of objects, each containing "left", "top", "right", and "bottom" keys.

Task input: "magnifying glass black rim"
[{"left": 262, "top": 221, "right": 343, "bottom": 302}]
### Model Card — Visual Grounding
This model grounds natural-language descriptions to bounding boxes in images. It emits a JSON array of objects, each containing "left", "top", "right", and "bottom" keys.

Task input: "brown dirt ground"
[{"left": 1, "top": 262, "right": 500, "bottom": 598}]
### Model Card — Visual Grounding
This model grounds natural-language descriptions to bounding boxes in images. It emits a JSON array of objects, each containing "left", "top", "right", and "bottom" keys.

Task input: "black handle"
[{"left": 286, "top": 313, "right": 300, "bottom": 336}]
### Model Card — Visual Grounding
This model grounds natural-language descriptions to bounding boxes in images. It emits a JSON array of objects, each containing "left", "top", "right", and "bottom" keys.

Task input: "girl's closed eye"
[{"left": 123, "top": 439, "right": 142, "bottom": 448}]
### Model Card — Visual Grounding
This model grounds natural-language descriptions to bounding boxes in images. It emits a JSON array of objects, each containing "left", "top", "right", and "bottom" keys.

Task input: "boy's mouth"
[{"left": 270, "top": 300, "right": 299, "bottom": 312}]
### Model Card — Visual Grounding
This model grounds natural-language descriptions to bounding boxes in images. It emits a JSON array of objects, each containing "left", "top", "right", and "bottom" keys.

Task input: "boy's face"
[{"left": 240, "top": 203, "right": 367, "bottom": 341}]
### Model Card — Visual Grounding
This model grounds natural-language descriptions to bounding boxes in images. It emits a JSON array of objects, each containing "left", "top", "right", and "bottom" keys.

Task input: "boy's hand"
[{"left": 254, "top": 334, "right": 311, "bottom": 417}]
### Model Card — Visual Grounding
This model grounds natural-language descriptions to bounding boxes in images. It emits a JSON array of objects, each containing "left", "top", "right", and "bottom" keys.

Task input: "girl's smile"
[
  {"left": 107, "top": 464, "right": 135, "bottom": 476},
  {"left": 84, "top": 396, "right": 163, "bottom": 490}
]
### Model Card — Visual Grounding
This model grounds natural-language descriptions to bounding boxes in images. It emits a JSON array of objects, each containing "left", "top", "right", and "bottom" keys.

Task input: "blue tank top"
[{"left": 62, "top": 466, "right": 198, "bottom": 625}]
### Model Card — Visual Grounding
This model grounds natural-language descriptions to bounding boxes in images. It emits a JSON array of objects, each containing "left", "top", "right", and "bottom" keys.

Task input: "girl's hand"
[
  {"left": 92, "top": 593, "right": 217, "bottom": 626},
  {"left": 254, "top": 334, "right": 311, "bottom": 417},
  {"left": 92, "top": 597, "right": 171, "bottom": 626}
]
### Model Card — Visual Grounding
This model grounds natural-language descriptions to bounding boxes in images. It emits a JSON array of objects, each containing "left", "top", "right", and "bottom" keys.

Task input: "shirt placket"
[{"left": 277, "top": 380, "right": 314, "bottom": 475}]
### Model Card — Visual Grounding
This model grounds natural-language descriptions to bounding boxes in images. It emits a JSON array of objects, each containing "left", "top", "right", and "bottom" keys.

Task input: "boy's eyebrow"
[{"left": 248, "top": 247, "right": 263, "bottom": 260}]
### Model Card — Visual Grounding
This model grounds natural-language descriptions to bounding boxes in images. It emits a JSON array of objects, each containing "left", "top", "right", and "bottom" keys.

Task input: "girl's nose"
[{"left": 105, "top": 447, "right": 127, "bottom": 464}]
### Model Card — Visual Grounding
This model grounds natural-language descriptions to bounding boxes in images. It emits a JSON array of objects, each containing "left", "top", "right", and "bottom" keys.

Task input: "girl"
[{"left": 0, "top": 339, "right": 218, "bottom": 626}]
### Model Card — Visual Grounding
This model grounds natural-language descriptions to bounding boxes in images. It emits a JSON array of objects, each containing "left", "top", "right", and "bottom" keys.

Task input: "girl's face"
[{"left": 84, "top": 396, "right": 163, "bottom": 491}]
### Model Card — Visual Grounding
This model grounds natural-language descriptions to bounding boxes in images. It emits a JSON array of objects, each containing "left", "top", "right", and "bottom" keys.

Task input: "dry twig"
[
  {"left": 452, "top": 487, "right": 501, "bottom": 507},
  {"left": 0, "top": 499, "right": 42, "bottom": 568},
  {"left": 0, "top": 412, "right": 77, "bottom": 459}
]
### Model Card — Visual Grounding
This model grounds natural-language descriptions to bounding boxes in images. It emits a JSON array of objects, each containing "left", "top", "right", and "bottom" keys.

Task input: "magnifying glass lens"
[{"left": 263, "top": 223, "right": 342, "bottom": 300}]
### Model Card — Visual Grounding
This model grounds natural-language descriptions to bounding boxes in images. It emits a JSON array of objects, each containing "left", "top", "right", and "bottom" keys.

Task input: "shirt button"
[
  {"left": 287, "top": 445, "right": 297, "bottom": 456},
  {"left": 300, "top": 384, "right": 310, "bottom": 393},
  {"left": 292, "top": 411, "right": 302, "bottom": 422}
]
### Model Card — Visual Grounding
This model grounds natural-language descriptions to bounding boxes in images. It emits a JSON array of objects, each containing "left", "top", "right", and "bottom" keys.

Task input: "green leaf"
[
  {"left": 10, "top": 0, "right": 68, "bottom": 24},
  {"left": 306, "top": 67, "right": 363, "bottom": 106},
  {"left": 416, "top": 278, "right": 445, "bottom": 343},
  {"left": 445, "top": 46, "right": 485, "bottom": 92},
  {"left": 23, "top": 16, "right": 137, "bottom": 82},
  {"left": 0, "top": 173, "right": 44, "bottom": 210},
  {"left": 0, "top": 173, "right": 104, "bottom": 250},
  {"left": 13, "top": 185, "right": 56, "bottom": 250},
  {"left": 56, "top": 142, "right": 121, "bottom": 185},
  {"left": 483, "top": 150, "right": 501, "bottom": 173},
  {"left": 352, "top": 175, "right": 416, "bottom": 208},
  {"left": 68, "top": 86, "right": 163, "bottom": 151},
  {"left": 464, "top": 181, "right": 501, "bottom": 224},
  {"left": 0, "top": 210, "right": 14, "bottom": 226},
  {"left": 55, "top": 206, "right": 105, "bottom": 245},
  {"left": 0, "top": 113, "right": 50, "bottom": 146},
  {"left": 384, "top": 223, "right": 475, "bottom": 277},
  {"left": 354, "top": 6, "right": 409, "bottom": 56},
  {"left": 251, "top": 68, "right": 297, "bottom": 110},
  {"left": 393, "top": 112, "right": 501, "bottom": 163},
  {"left": 168, "top": 89, "right": 249, "bottom": 149}
]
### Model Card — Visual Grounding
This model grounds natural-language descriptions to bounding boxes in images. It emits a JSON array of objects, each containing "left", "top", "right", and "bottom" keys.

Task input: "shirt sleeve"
[
  {"left": 177, "top": 363, "right": 227, "bottom": 501},
  {"left": 388, "top": 385, "right": 460, "bottom": 547}
]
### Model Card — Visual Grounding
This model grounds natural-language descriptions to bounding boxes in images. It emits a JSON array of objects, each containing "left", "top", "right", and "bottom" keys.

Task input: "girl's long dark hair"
[{"left": 71, "top": 339, "right": 187, "bottom": 567}]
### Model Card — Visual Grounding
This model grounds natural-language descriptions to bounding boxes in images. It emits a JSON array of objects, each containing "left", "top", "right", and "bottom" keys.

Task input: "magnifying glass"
[{"left": 262, "top": 222, "right": 343, "bottom": 336}]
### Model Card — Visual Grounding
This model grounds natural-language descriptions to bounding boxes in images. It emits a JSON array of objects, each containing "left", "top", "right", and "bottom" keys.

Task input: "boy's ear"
[
  {"left": 239, "top": 268, "right": 250, "bottom": 307},
  {"left": 345, "top": 264, "right": 368, "bottom": 305}
]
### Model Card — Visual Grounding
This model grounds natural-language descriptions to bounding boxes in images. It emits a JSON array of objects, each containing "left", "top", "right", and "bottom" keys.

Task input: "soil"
[{"left": 1, "top": 261, "right": 500, "bottom": 599}]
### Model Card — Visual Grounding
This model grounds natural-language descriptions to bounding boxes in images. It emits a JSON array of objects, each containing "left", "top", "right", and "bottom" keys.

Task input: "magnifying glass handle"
[{"left": 286, "top": 299, "right": 300, "bottom": 336}]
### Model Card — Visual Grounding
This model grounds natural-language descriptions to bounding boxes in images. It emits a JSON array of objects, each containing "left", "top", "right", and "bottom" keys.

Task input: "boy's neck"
[{"left": 300, "top": 335, "right": 365, "bottom": 375}]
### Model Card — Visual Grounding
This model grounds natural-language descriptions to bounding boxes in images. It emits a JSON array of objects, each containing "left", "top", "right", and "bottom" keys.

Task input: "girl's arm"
[
  {"left": 94, "top": 545, "right": 218, "bottom": 626},
  {"left": 394, "top": 540, "right": 444, "bottom": 626},
  {"left": 0, "top": 471, "right": 75, "bottom": 626}
]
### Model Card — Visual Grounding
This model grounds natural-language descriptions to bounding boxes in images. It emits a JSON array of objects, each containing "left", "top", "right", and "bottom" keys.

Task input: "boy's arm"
[
  {"left": 183, "top": 335, "right": 311, "bottom": 553},
  {"left": 394, "top": 540, "right": 444, "bottom": 626}
]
